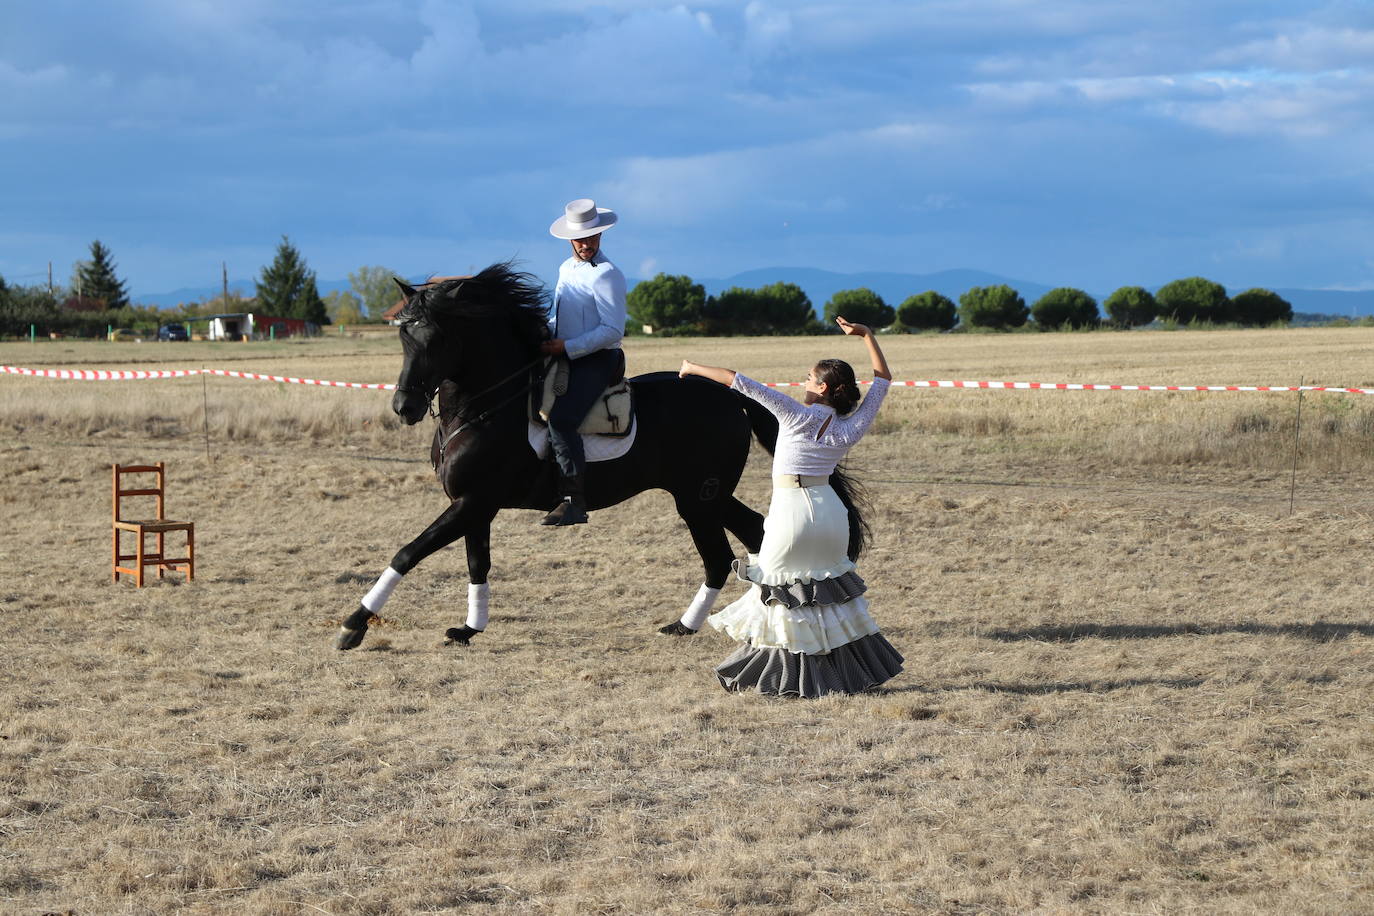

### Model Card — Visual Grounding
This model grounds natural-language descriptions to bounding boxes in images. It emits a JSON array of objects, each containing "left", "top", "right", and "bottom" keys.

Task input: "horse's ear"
[
  {"left": 393, "top": 278, "right": 416, "bottom": 300},
  {"left": 445, "top": 281, "right": 465, "bottom": 300}
]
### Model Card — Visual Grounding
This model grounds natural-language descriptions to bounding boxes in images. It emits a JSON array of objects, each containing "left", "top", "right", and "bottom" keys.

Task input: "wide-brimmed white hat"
[{"left": 549, "top": 198, "right": 618, "bottom": 240}]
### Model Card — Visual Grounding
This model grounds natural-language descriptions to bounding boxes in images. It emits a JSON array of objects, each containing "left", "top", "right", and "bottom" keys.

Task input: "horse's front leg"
[
  {"left": 444, "top": 517, "right": 492, "bottom": 646},
  {"left": 657, "top": 498, "right": 734, "bottom": 637},
  {"left": 336, "top": 498, "right": 496, "bottom": 650}
]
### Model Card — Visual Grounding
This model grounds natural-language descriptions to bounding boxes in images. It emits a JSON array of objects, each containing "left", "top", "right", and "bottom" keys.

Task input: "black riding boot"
[{"left": 541, "top": 473, "right": 589, "bottom": 526}]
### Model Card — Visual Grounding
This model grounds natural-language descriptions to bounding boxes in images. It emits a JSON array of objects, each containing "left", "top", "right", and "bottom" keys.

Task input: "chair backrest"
[{"left": 113, "top": 462, "right": 167, "bottom": 523}]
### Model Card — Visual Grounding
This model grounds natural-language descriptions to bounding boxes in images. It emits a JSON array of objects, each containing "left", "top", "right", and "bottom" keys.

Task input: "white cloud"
[{"left": 1214, "top": 26, "right": 1374, "bottom": 72}]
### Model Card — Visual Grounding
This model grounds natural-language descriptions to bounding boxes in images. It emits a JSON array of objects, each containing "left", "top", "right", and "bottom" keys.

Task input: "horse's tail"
[
  {"left": 739, "top": 393, "right": 871, "bottom": 561},
  {"left": 829, "top": 464, "right": 872, "bottom": 562},
  {"left": 739, "top": 394, "right": 779, "bottom": 456}
]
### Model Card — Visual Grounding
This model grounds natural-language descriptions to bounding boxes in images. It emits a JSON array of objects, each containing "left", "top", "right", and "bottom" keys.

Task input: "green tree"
[
  {"left": 958, "top": 284, "right": 1028, "bottom": 329},
  {"left": 256, "top": 236, "right": 328, "bottom": 323},
  {"left": 755, "top": 282, "right": 814, "bottom": 333},
  {"left": 1231, "top": 288, "right": 1293, "bottom": 326},
  {"left": 1104, "top": 286, "right": 1157, "bottom": 328},
  {"left": 325, "top": 290, "right": 365, "bottom": 325},
  {"left": 1031, "top": 287, "right": 1099, "bottom": 330},
  {"left": 626, "top": 273, "right": 704, "bottom": 332},
  {"left": 823, "top": 288, "right": 894, "bottom": 330},
  {"left": 1156, "top": 276, "right": 1230, "bottom": 324},
  {"left": 0, "top": 283, "right": 63, "bottom": 337},
  {"left": 348, "top": 265, "right": 403, "bottom": 320},
  {"left": 73, "top": 240, "right": 129, "bottom": 310},
  {"left": 704, "top": 282, "right": 814, "bottom": 335},
  {"left": 896, "top": 290, "right": 957, "bottom": 331},
  {"left": 703, "top": 286, "right": 760, "bottom": 335}
]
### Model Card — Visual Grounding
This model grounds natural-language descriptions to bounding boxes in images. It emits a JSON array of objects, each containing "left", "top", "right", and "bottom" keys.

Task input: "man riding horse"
[{"left": 538, "top": 198, "right": 628, "bottom": 526}]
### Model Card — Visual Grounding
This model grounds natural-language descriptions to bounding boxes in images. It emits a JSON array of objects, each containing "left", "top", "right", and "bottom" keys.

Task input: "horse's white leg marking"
[
  {"left": 362, "top": 567, "right": 404, "bottom": 614},
  {"left": 679, "top": 584, "right": 721, "bottom": 631},
  {"left": 466, "top": 582, "right": 491, "bottom": 631}
]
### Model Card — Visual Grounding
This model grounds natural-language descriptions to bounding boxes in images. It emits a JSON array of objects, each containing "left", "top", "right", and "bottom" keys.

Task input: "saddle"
[{"left": 532, "top": 352, "right": 634, "bottom": 437}]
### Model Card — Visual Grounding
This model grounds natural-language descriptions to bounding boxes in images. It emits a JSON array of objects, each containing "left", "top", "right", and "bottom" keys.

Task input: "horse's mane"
[{"left": 401, "top": 261, "right": 550, "bottom": 343}]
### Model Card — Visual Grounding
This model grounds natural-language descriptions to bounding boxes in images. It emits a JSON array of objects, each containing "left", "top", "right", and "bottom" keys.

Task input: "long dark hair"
[{"left": 815, "top": 358, "right": 862, "bottom": 415}]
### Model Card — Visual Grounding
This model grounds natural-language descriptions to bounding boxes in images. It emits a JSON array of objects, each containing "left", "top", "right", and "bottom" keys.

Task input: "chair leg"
[
  {"left": 135, "top": 530, "right": 145, "bottom": 588},
  {"left": 157, "top": 531, "right": 166, "bottom": 580},
  {"left": 112, "top": 527, "right": 120, "bottom": 583},
  {"left": 186, "top": 526, "right": 195, "bottom": 582}
]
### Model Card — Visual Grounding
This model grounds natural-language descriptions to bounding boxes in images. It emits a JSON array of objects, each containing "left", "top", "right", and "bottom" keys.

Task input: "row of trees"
[
  {"left": 627, "top": 273, "right": 1296, "bottom": 335},
  {"left": 0, "top": 238, "right": 408, "bottom": 338}
]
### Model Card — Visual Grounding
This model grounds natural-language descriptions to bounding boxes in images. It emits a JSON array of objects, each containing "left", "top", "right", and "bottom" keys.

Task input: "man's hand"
[{"left": 540, "top": 339, "right": 567, "bottom": 356}]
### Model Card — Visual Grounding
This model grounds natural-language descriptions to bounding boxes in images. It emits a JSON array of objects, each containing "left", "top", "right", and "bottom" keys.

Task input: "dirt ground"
[{"left": 2, "top": 331, "right": 1372, "bottom": 914}]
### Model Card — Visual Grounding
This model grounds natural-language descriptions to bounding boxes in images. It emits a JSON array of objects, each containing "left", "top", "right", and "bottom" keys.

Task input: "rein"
[{"left": 433, "top": 355, "right": 546, "bottom": 463}]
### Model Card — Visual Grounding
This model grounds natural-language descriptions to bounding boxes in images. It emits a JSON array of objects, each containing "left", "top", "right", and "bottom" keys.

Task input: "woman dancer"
[{"left": 678, "top": 317, "right": 902, "bottom": 697}]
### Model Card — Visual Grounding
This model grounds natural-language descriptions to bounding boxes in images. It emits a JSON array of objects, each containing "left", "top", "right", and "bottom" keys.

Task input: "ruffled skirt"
[{"left": 707, "top": 483, "right": 902, "bottom": 697}]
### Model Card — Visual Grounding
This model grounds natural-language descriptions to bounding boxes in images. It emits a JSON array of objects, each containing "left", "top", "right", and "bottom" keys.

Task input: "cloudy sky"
[{"left": 3, "top": 0, "right": 1372, "bottom": 298}]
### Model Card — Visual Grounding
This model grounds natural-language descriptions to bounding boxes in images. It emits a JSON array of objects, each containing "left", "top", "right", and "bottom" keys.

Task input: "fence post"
[{"left": 1289, "top": 376, "right": 1304, "bottom": 516}]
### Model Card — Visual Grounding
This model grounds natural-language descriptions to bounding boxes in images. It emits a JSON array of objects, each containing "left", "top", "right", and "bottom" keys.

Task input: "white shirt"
[
  {"left": 732, "top": 374, "right": 891, "bottom": 477},
  {"left": 549, "top": 253, "right": 627, "bottom": 360}
]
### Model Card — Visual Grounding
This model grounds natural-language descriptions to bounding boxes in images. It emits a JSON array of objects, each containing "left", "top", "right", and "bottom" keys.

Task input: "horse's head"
[
  {"left": 391, "top": 279, "right": 447, "bottom": 424},
  {"left": 390, "top": 264, "right": 549, "bottom": 425}
]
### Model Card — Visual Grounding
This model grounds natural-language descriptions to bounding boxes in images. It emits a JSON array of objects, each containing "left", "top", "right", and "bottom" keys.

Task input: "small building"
[{"left": 196, "top": 313, "right": 319, "bottom": 341}]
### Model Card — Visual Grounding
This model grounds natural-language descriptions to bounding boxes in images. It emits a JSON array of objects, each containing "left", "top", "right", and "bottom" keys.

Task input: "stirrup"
[{"left": 541, "top": 497, "right": 588, "bottom": 526}]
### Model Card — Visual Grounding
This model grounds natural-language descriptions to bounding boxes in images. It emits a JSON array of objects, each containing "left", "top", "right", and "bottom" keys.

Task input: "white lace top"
[{"left": 732, "top": 374, "right": 890, "bottom": 477}]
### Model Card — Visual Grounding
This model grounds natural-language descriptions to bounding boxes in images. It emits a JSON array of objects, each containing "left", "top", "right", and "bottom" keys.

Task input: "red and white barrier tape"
[
  {"left": 201, "top": 369, "right": 394, "bottom": 390},
  {"left": 766, "top": 379, "right": 1374, "bottom": 394},
  {"left": 1, "top": 365, "right": 397, "bottom": 389},
  {"left": 6, "top": 365, "right": 1374, "bottom": 395}
]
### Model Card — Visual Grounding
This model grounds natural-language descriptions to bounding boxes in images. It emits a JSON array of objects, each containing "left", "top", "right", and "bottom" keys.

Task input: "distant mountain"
[
  {"left": 133, "top": 269, "right": 1374, "bottom": 319},
  {"left": 132, "top": 278, "right": 354, "bottom": 309},
  {"left": 1271, "top": 287, "right": 1374, "bottom": 318}
]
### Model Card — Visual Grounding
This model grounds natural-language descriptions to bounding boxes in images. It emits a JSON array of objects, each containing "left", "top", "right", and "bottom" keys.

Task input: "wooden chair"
[{"left": 112, "top": 463, "right": 195, "bottom": 587}]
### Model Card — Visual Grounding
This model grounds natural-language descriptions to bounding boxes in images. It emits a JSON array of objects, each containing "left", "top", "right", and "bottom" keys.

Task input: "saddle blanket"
[{"left": 527, "top": 419, "right": 636, "bottom": 463}]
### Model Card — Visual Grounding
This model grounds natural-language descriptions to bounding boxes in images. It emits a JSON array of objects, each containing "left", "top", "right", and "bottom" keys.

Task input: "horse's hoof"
[
  {"left": 658, "top": 621, "right": 698, "bottom": 636},
  {"left": 336, "top": 626, "right": 367, "bottom": 650},
  {"left": 336, "top": 606, "right": 374, "bottom": 650},
  {"left": 444, "top": 625, "right": 481, "bottom": 646}
]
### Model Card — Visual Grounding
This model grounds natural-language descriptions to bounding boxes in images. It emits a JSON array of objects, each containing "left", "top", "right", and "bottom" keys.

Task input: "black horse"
[{"left": 335, "top": 262, "right": 863, "bottom": 650}]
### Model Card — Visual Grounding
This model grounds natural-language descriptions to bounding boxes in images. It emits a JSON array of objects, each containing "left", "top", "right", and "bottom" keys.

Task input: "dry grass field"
[{"left": 2, "top": 328, "right": 1372, "bottom": 914}]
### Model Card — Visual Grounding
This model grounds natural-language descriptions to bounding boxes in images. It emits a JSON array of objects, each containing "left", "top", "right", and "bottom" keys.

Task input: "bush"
[
  {"left": 1030, "top": 287, "right": 1099, "bottom": 330},
  {"left": 1231, "top": 288, "right": 1293, "bottom": 326},
  {"left": 1104, "top": 286, "right": 1158, "bottom": 328},
  {"left": 896, "top": 291, "right": 957, "bottom": 331},
  {"left": 958, "top": 284, "right": 1028, "bottom": 330},
  {"left": 1157, "top": 276, "right": 1230, "bottom": 324},
  {"left": 822, "top": 288, "right": 895, "bottom": 330}
]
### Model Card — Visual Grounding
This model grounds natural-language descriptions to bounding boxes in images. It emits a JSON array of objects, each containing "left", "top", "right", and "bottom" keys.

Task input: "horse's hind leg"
[
  {"left": 658, "top": 502, "right": 734, "bottom": 636},
  {"left": 721, "top": 495, "right": 765, "bottom": 555},
  {"left": 336, "top": 498, "right": 496, "bottom": 650}
]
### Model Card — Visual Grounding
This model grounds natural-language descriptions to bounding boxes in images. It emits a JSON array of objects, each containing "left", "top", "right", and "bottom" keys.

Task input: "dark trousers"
[{"left": 548, "top": 348, "right": 622, "bottom": 478}]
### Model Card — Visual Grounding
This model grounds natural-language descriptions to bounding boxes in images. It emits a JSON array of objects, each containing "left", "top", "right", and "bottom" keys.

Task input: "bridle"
[
  {"left": 395, "top": 303, "right": 547, "bottom": 463},
  {"left": 432, "top": 354, "right": 546, "bottom": 461}
]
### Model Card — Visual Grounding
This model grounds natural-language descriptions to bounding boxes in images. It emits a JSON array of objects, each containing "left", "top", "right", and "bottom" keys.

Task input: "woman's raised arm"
[
  {"left": 835, "top": 317, "right": 892, "bottom": 381},
  {"left": 679, "top": 360, "right": 737, "bottom": 387}
]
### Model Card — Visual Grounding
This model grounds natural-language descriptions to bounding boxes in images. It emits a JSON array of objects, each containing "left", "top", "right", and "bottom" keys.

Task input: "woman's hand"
[
  {"left": 679, "top": 360, "right": 737, "bottom": 387},
  {"left": 835, "top": 316, "right": 871, "bottom": 337}
]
